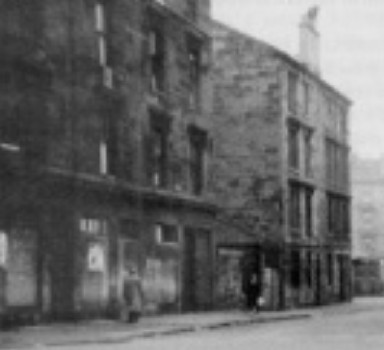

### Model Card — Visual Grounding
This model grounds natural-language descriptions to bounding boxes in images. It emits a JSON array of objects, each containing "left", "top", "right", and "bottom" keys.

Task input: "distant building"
[
  {"left": 0, "top": 0, "right": 215, "bottom": 322},
  {"left": 210, "top": 8, "right": 352, "bottom": 309},
  {"left": 351, "top": 156, "right": 384, "bottom": 295}
]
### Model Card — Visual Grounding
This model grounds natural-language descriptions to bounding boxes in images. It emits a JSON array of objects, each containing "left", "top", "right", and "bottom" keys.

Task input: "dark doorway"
[{"left": 182, "top": 228, "right": 212, "bottom": 311}]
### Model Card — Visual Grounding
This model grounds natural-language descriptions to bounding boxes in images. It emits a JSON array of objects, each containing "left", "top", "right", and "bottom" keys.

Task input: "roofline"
[
  {"left": 149, "top": 1, "right": 210, "bottom": 41},
  {"left": 211, "top": 19, "right": 352, "bottom": 106}
]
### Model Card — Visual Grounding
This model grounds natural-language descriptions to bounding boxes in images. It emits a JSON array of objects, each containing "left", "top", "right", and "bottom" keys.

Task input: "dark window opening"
[
  {"left": 290, "top": 250, "right": 301, "bottom": 288},
  {"left": 327, "top": 253, "right": 333, "bottom": 285},
  {"left": 155, "top": 223, "right": 178, "bottom": 244},
  {"left": 188, "top": 125, "right": 207, "bottom": 195},
  {"left": 304, "top": 129, "right": 313, "bottom": 176},
  {"left": 304, "top": 188, "right": 313, "bottom": 237},
  {"left": 186, "top": 0, "right": 198, "bottom": 20},
  {"left": 149, "top": 28, "right": 166, "bottom": 93},
  {"left": 149, "top": 112, "right": 170, "bottom": 187},
  {"left": 288, "top": 121, "right": 300, "bottom": 170},
  {"left": 306, "top": 252, "right": 312, "bottom": 287},
  {"left": 289, "top": 182, "right": 301, "bottom": 230},
  {"left": 187, "top": 36, "right": 202, "bottom": 108}
]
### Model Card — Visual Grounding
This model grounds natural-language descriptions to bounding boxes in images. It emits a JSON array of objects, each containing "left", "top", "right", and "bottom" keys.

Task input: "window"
[
  {"left": 188, "top": 39, "right": 201, "bottom": 107},
  {"left": 304, "top": 187, "right": 313, "bottom": 237},
  {"left": 288, "top": 121, "right": 300, "bottom": 170},
  {"left": 188, "top": 125, "right": 207, "bottom": 195},
  {"left": 302, "top": 81, "right": 310, "bottom": 115},
  {"left": 327, "top": 194, "right": 350, "bottom": 238},
  {"left": 325, "top": 138, "right": 348, "bottom": 188},
  {"left": 288, "top": 71, "right": 298, "bottom": 113},
  {"left": 95, "top": 1, "right": 107, "bottom": 66},
  {"left": 289, "top": 182, "right": 301, "bottom": 230},
  {"left": 186, "top": 0, "right": 198, "bottom": 20},
  {"left": 80, "top": 218, "right": 107, "bottom": 236},
  {"left": 303, "top": 128, "right": 313, "bottom": 177},
  {"left": 155, "top": 223, "right": 179, "bottom": 244},
  {"left": 100, "top": 113, "right": 118, "bottom": 175},
  {"left": 187, "top": 36, "right": 202, "bottom": 108},
  {"left": 306, "top": 251, "right": 312, "bottom": 287},
  {"left": 149, "top": 28, "right": 165, "bottom": 93},
  {"left": 149, "top": 114, "right": 170, "bottom": 187}
]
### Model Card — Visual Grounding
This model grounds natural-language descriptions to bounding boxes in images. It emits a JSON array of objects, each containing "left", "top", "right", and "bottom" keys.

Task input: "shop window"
[
  {"left": 290, "top": 250, "right": 301, "bottom": 288},
  {"left": 306, "top": 252, "right": 312, "bottom": 287},
  {"left": 327, "top": 253, "right": 334, "bottom": 285},
  {"left": 155, "top": 223, "right": 179, "bottom": 244}
]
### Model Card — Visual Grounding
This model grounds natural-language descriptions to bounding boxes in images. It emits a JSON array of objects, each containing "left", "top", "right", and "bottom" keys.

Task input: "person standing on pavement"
[{"left": 242, "top": 269, "right": 261, "bottom": 312}]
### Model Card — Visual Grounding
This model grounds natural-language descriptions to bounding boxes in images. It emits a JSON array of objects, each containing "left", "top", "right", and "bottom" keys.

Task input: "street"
[{"left": 49, "top": 298, "right": 384, "bottom": 350}]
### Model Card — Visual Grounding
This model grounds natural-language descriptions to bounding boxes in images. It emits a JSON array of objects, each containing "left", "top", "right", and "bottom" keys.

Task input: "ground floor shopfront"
[
  {"left": 0, "top": 169, "right": 216, "bottom": 323},
  {"left": 215, "top": 241, "right": 352, "bottom": 311}
]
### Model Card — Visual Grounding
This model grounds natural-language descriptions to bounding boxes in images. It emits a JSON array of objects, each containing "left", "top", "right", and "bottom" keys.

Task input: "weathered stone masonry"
[
  {"left": 209, "top": 20, "right": 352, "bottom": 310},
  {"left": 0, "top": 0, "right": 215, "bottom": 322}
]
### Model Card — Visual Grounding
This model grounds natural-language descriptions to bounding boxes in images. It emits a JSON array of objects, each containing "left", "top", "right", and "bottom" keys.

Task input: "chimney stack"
[{"left": 299, "top": 6, "right": 320, "bottom": 74}]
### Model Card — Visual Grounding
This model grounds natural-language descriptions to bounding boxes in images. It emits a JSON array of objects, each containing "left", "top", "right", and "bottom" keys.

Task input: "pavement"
[{"left": 0, "top": 308, "right": 311, "bottom": 349}]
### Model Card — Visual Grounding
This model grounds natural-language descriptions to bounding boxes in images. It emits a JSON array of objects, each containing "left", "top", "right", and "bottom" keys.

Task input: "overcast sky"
[{"left": 212, "top": 0, "right": 384, "bottom": 159}]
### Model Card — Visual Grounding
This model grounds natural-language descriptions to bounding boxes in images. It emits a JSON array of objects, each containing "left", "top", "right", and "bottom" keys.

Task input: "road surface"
[{"left": 23, "top": 299, "right": 384, "bottom": 349}]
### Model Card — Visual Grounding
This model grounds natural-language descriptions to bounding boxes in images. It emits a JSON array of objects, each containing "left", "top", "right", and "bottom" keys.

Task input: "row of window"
[
  {"left": 149, "top": 114, "right": 207, "bottom": 193},
  {"left": 99, "top": 120, "right": 206, "bottom": 194},
  {"left": 287, "top": 71, "right": 348, "bottom": 140},
  {"left": 94, "top": 1, "right": 204, "bottom": 104},
  {"left": 80, "top": 217, "right": 208, "bottom": 246},
  {"left": 290, "top": 250, "right": 335, "bottom": 288}
]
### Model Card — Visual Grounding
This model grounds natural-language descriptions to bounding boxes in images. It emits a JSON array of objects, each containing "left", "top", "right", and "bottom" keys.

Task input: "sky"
[{"left": 212, "top": 0, "right": 384, "bottom": 159}]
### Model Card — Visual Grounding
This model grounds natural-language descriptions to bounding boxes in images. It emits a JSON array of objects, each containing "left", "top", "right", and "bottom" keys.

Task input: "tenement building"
[
  {"left": 0, "top": 0, "right": 215, "bottom": 322},
  {"left": 210, "top": 9, "right": 352, "bottom": 309}
]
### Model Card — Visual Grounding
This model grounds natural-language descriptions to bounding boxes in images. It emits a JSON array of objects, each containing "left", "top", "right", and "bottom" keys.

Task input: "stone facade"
[
  {"left": 0, "top": 0, "right": 216, "bottom": 323},
  {"left": 210, "top": 21, "right": 352, "bottom": 310}
]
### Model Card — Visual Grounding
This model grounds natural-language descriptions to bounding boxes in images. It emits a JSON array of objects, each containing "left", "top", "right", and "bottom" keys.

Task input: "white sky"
[{"left": 212, "top": 0, "right": 384, "bottom": 158}]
